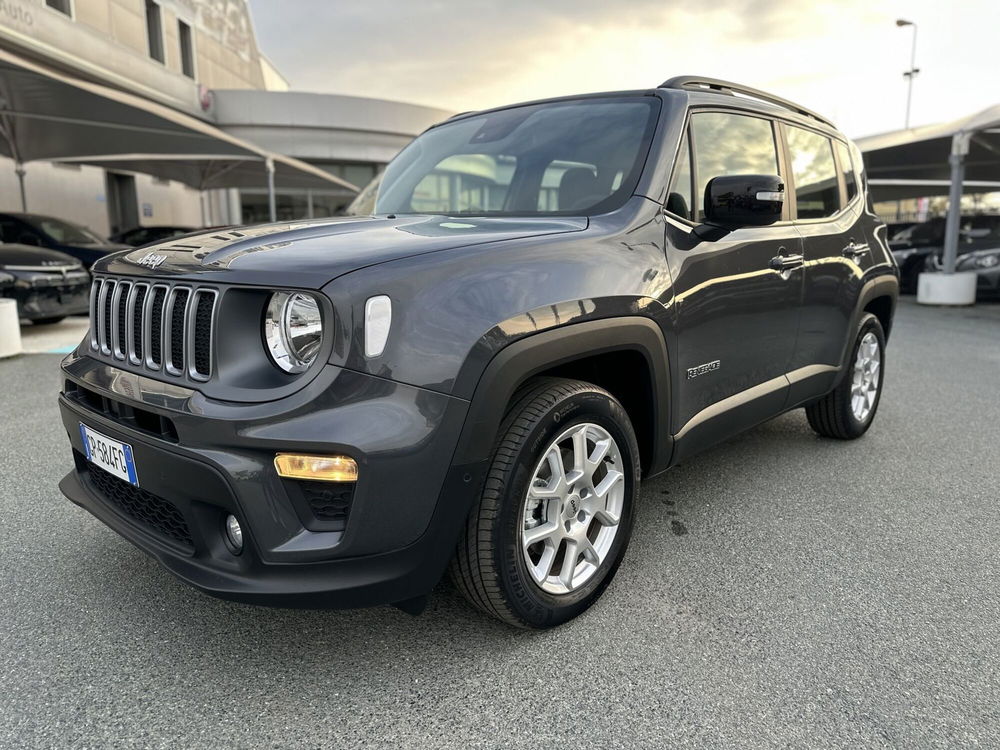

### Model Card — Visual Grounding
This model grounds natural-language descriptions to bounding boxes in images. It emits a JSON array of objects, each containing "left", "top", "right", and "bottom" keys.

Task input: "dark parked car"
[
  {"left": 0, "top": 212, "right": 128, "bottom": 268},
  {"left": 58, "top": 77, "right": 898, "bottom": 628},
  {"left": 0, "top": 244, "right": 90, "bottom": 323},
  {"left": 109, "top": 225, "right": 196, "bottom": 247},
  {"left": 891, "top": 214, "right": 1000, "bottom": 293}
]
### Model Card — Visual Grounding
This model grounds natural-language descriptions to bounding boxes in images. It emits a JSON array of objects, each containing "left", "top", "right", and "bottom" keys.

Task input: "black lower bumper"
[
  {"left": 58, "top": 465, "right": 478, "bottom": 610},
  {"left": 58, "top": 357, "right": 486, "bottom": 610}
]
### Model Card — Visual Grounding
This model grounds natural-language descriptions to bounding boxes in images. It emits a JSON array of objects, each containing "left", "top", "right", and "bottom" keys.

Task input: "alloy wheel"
[
  {"left": 851, "top": 331, "right": 881, "bottom": 422},
  {"left": 520, "top": 422, "right": 625, "bottom": 595}
]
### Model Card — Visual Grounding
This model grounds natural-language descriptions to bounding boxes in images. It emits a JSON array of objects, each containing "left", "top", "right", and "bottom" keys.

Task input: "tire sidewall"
[{"left": 494, "top": 388, "right": 640, "bottom": 628}]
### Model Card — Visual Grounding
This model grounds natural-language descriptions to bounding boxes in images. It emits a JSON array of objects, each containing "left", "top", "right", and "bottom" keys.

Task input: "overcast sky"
[{"left": 248, "top": 0, "right": 996, "bottom": 139}]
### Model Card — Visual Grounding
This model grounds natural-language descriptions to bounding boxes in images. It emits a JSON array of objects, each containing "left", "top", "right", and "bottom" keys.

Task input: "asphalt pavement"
[{"left": 2, "top": 299, "right": 999, "bottom": 748}]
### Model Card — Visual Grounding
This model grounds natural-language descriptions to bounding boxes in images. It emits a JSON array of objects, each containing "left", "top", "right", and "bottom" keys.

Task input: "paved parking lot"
[{"left": 1, "top": 299, "right": 999, "bottom": 749}]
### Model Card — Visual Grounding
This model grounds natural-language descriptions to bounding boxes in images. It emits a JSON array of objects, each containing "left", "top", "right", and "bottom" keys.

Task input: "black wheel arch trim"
[{"left": 451, "top": 316, "right": 673, "bottom": 476}]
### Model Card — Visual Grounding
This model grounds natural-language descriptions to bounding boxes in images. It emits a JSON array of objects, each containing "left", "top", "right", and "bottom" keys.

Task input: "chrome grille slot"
[
  {"left": 88, "top": 276, "right": 218, "bottom": 382},
  {"left": 165, "top": 287, "right": 190, "bottom": 376},
  {"left": 89, "top": 279, "right": 101, "bottom": 350},
  {"left": 112, "top": 281, "right": 131, "bottom": 360},
  {"left": 99, "top": 279, "right": 115, "bottom": 355},
  {"left": 146, "top": 285, "right": 167, "bottom": 369},
  {"left": 127, "top": 283, "right": 148, "bottom": 365},
  {"left": 188, "top": 289, "right": 217, "bottom": 381}
]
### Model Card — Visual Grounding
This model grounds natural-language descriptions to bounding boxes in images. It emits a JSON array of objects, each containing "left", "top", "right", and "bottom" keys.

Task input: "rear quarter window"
[{"left": 786, "top": 126, "right": 840, "bottom": 220}]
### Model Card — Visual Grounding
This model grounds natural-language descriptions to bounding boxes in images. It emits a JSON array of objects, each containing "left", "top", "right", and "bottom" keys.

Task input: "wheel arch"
[{"left": 451, "top": 316, "right": 672, "bottom": 476}]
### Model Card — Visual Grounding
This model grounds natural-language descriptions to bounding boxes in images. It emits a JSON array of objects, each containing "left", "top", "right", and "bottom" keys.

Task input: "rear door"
[
  {"left": 664, "top": 110, "right": 804, "bottom": 457},
  {"left": 784, "top": 124, "right": 871, "bottom": 402}
]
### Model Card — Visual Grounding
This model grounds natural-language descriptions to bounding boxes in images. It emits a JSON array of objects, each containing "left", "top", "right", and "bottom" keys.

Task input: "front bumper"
[
  {"left": 3, "top": 279, "right": 89, "bottom": 320},
  {"left": 58, "top": 353, "right": 484, "bottom": 609}
]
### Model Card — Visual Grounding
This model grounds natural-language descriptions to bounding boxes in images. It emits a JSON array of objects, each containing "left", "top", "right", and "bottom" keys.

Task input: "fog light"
[
  {"left": 274, "top": 453, "right": 358, "bottom": 482},
  {"left": 224, "top": 514, "right": 243, "bottom": 553}
]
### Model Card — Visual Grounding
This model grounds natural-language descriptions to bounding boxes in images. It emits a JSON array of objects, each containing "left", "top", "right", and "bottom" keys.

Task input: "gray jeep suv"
[{"left": 58, "top": 77, "right": 898, "bottom": 628}]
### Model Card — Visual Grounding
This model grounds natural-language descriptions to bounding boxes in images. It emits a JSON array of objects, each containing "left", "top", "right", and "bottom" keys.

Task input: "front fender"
[{"left": 451, "top": 316, "right": 673, "bottom": 473}]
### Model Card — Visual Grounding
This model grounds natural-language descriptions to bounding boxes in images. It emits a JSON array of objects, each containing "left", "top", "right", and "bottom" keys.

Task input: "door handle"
[
  {"left": 843, "top": 241, "right": 870, "bottom": 258},
  {"left": 769, "top": 253, "right": 804, "bottom": 271}
]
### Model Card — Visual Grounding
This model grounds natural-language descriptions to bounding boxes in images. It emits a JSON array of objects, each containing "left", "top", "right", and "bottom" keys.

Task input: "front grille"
[
  {"left": 90, "top": 277, "right": 217, "bottom": 382},
  {"left": 86, "top": 462, "right": 194, "bottom": 551}
]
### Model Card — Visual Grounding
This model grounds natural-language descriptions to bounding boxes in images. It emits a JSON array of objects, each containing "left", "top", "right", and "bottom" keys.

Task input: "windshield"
[
  {"left": 29, "top": 216, "right": 106, "bottom": 244},
  {"left": 375, "top": 96, "right": 659, "bottom": 217}
]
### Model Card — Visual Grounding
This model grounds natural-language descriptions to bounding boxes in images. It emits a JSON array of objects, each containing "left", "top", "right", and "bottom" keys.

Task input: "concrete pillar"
[{"left": 917, "top": 131, "right": 977, "bottom": 305}]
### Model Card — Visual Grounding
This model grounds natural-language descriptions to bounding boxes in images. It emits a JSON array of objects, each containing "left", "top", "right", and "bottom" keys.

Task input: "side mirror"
[
  {"left": 17, "top": 232, "right": 41, "bottom": 246},
  {"left": 704, "top": 174, "right": 784, "bottom": 227}
]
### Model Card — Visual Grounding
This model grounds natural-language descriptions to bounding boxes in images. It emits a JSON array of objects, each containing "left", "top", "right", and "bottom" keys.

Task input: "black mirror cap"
[{"left": 704, "top": 174, "right": 784, "bottom": 228}]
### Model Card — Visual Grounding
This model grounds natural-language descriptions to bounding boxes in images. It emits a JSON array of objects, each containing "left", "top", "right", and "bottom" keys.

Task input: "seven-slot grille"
[{"left": 89, "top": 276, "right": 217, "bottom": 381}]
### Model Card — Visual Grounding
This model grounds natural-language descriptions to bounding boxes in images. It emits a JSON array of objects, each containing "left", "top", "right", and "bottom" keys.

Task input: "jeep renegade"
[{"left": 58, "top": 77, "right": 899, "bottom": 628}]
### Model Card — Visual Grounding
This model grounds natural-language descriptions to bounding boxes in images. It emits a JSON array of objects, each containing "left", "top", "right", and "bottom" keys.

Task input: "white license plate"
[{"left": 79, "top": 423, "right": 138, "bottom": 486}]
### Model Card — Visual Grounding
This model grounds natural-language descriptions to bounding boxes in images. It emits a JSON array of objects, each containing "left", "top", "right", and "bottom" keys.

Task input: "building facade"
[{"left": 0, "top": 0, "right": 450, "bottom": 237}]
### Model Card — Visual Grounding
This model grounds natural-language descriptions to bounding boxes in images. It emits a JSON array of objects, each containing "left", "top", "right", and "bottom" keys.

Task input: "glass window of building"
[
  {"left": 45, "top": 0, "right": 72, "bottom": 16},
  {"left": 145, "top": 1, "right": 164, "bottom": 63},
  {"left": 690, "top": 112, "right": 778, "bottom": 222},
  {"left": 178, "top": 20, "right": 195, "bottom": 78},
  {"left": 786, "top": 126, "right": 840, "bottom": 219}
]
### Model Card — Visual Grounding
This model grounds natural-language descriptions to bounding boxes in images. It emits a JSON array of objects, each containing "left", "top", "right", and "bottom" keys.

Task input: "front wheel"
[
  {"left": 806, "top": 313, "right": 886, "bottom": 439},
  {"left": 450, "top": 378, "right": 640, "bottom": 629}
]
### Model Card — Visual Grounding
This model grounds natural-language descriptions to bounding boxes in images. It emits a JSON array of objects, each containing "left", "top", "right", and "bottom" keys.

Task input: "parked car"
[
  {"left": 0, "top": 212, "right": 129, "bottom": 268},
  {"left": 918, "top": 246, "right": 1000, "bottom": 299},
  {"left": 886, "top": 221, "right": 918, "bottom": 242},
  {"left": 109, "top": 225, "right": 196, "bottom": 247},
  {"left": 0, "top": 244, "right": 90, "bottom": 324},
  {"left": 57, "top": 76, "right": 898, "bottom": 628},
  {"left": 891, "top": 214, "right": 1000, "bottom": 293}
]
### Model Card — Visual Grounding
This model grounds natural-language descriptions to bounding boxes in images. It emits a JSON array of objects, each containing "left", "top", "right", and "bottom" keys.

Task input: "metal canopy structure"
[
  {"left": 55, "top": 154, "right": 358, "bottom": 192},
  {"left": 868, "top": 179, "right": 1000, "bottom": 203},
  {"left": 0, "top": 47, "right": 356, "bottom": 221},
  {"left": 857, "top": 104, "right": 1000, "bottom": 273}
]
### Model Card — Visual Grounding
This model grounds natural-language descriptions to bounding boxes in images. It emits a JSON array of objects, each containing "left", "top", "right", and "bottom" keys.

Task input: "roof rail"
[{"left": 659, "top": 75, "right": 835, "bottom": 129}]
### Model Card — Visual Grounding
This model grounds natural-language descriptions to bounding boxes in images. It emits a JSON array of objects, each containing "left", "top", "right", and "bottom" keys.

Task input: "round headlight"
[
  {"left": 264, "top": 291, "right": 323, "bottom": 373},
  {"left": 975, "top": 254, "right": 1000, "bottom": 269}
]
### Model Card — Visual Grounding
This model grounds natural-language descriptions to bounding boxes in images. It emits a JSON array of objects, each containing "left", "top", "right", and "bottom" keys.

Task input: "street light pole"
[{"left": 897, "top": 19, "right": 919, "bottom": 129}]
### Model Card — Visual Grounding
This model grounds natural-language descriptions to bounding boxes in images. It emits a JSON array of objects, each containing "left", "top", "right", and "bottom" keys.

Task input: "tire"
[
  {"left": 450, "top": 377, "right": 641, "bottom": 629},
  {"left": 31, "top": 316, "right": 66, "bottom": 325},
  {"left": 805, "top": 313, "right": 886, "bottom": 440},
  {"left": 899, "top": 257, "right": 922, "bottom": 295}
]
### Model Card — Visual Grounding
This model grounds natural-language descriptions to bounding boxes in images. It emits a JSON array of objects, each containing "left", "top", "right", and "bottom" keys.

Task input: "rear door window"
[{"left": 786, "top": 126, "right": 840, "bottom": 219}]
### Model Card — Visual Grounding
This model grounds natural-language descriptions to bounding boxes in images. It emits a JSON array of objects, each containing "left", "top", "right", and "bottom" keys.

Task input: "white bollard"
[
  {"left": 917, "top": 272, "right": 977, "bottom": 306},
  {"left": 0, "top": 298, "right": 22, "bottom": 358}
]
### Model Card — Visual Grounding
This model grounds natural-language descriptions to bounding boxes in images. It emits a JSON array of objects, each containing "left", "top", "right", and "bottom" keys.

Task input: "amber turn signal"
[{"left": 274, "top": 453, "right": 359, "bottom": 482}]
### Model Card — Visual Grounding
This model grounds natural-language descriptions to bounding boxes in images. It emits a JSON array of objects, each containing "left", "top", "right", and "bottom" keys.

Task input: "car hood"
[
  {"left": 0, "top": 243, "right": 83, "bottom": 269},
  {"left": 96, "top": 214, "right": 589, "bottom": 287}
]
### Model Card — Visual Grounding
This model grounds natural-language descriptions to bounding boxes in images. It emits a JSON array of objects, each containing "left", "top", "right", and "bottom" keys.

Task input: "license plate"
[{"left": 79, "top": 423, "right": 139, "bottom": 486}]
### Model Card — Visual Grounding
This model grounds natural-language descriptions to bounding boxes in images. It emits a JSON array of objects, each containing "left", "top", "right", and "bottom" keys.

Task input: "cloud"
[{"left": 248, "top": 0, "right": 996, "bottom": 138}]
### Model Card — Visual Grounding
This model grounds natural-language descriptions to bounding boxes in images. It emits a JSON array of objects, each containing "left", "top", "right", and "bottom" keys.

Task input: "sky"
[{"left": 248, "top": 0, "right": 998, "bottom": 140}]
